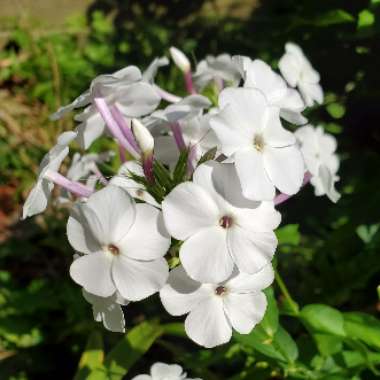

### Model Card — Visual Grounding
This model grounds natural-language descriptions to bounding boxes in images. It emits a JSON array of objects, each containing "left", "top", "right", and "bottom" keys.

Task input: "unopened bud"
[
  {"left": 169, "top": 46, "right": 191, "bottom": 73},
  {"left": 131, "top": 118, "right": 154, "bottom": 156}
]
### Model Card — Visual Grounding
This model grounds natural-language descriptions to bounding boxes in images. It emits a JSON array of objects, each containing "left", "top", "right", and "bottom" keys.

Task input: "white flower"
[
  {"left": 169, "top": 47, "right": 191, "bottom": 73},
  {"left": 82, "top": 289, "right": 127, "bottom": 333},
  {"left": 132, "top": 362, "right": 201, "bottom": 380},
  {"left": 142, "top": 56, "right": 169, "bottom": 83},
  {"left": 234, "top": 56, "right": 307, "bottom": 125},
  {"left": 160, "top": 264, "right": 274, "bottom": 348},
  {"left": 22, "top": 131, "right": 77, "bottom": 219},
  {"left": 279, "top": 43, "right": 323, "bottom": 107},
  {"left": 68, "top": 185, "right": 170, "bottom": 301},
  {"left": 110, "top": 161, "right": 159, "bottom": 207},
  {"left": 295, "top": 125, "right": 340, "bottom": 202},
  {"left": 193, "top": 54, "right": 241, "bottom": 91},
  {"left": 210, "top": 87, "right": 305, "bottom": 201},
  {"left": 162, "top": 161, "right": 280, "bottom": 283}
]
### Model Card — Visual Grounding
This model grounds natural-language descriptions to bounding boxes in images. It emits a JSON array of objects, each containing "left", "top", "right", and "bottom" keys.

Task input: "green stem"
[{"left": 274, "top": 270, "right": 300, "bottom": 316}]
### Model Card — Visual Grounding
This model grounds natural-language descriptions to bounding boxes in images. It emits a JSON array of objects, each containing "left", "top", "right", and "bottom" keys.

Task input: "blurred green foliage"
[{"left": 0, "top": 0, "right": 380, "bottom": 379}]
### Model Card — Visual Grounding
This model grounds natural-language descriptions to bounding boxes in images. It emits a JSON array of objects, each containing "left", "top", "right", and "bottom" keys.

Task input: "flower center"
[
  {"left": 136, "top": 189, "right": 144, "bottom": 197},
  {"left": 107, "top": 244, "right": 120, "bottom": 256},
  {"left": 253, "top": 134, "right": 265, "bottom": 152},
  {"left": 219, "top": 215, "right": 233, "bottom": 229},
  {"left": 215, "top": 286, "right": 227, "bottom": 296}
]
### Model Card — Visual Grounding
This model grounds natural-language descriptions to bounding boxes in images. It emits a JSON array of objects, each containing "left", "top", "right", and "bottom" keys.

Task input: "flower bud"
[
  {"left": 169, "top": 46, "right": 191, "bottom": 73},
  {"left": 131, "top": 118, "right": 154, "bottom": 156}
]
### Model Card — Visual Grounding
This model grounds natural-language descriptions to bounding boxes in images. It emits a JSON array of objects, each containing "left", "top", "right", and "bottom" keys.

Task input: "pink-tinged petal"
[
  {"left": 180, "top": 226, "right": 234, "bottom": 284},
  {"left": 118, "top": 204, "right": 170, "bottom": 260},
  {"left": 160, "top": 266, "right": 212, "bottom": 316},
  {"left": 112, "top": 256, "right": 168, "bottom": 301},
  {"left": 263, "top": 145, "right": 304, "bottom": 195},
  {"left": 235, "top": 149, "right": 276, "bottom": 201},
  {"left": 226, "top": 264, "right": 274, "bottom": 293},
  {"left": 70, "top": 252, "right": 115, "bottom": 297},
  {"left": 224, "top": 292, "right": 267, "bottom": 334},
  {"left": 162, "top": 182, "right": 220, "bottom": 240},
  {"left": 227, "top": 226, "right": 277, "bottom": 274},
  {"left": 263, "top": 108, "right": 296, "bottom": 148},
  {"left": 86, "top": 185, "right": 136, "bottom": 243},
  {"left": 185, "top": 296, "right": 232, "bottom": 348}
]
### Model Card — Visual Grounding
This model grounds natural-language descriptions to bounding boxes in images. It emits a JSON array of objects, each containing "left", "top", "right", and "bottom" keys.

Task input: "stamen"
[
  {"left": 253, "top": 134, "right": 265, "bottom": 152},
  {"left": 219, "top": 215, "right": 233, "bottom": 229},
  {"left": 215, "top": 286, "right": 227, "bottom": 296},
  {"left": 107, "top": 244, "right": 120, "bottom": 256}
]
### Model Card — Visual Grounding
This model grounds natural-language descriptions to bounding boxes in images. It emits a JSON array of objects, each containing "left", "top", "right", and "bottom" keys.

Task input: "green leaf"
[
  {"left": 344, "top": 312, "right": 380, "bottom": 350},
  {"left": 327, "top": 103, "right": 346, "bottom": 119},
  {"left": 276, "top": 224, "right": 300, "bottom": 246},
  {"left": 197, "top": 146, "right": 217, "bottom": 166},
  {"left": 173, "top": 149, "right": 189, "bottom": 184},
  {"left": 235, "top": 324, "right": 298, "bottom": 363},
  {"left": 358, "top": 9, "right": 375, "bottom": 29},
  {"left": 313, "top": 333, "right": 343, "bottom": 356},
  {"left": 260, "top": 287, "right": 279, "bottom": 337},
  {"left": 342, "top": 350, "right": 380, "bottom": 368},
  {"left": 74, "top": 331, "right": 104, "bottom": 380},
  {"left": 300, "top": 304, "right": 346, "bottom": 337},
  {"left": 314, "top": 10, "right": 355, "bottom": 26},
  {"left": 103, "top": 321, "right": 164, "bottom": 380}
]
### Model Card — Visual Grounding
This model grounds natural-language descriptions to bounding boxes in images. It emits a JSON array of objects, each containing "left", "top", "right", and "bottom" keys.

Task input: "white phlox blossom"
[
  {"left": 234, "top": 56, "right": 307, "bottom": 125},
  {"left": 68, "top": 185, "right": 170, "bottom": 301},
  {"left": 22, "top": 131, "right": 77, "bottom": 219},
  {"left": 295, "top": 125, "right": 340, "bottom": 202},
  {"left": 82, "top": 289, "right": 127, "bottom": 333},
  {"left": 162, "top": 161, "right": 281, "bottom": 283},
  {"left": 160, "top": 264, "right": 274, "bottom": 348},
  {"left": 132, "top": 362, "right": 201, "bottom": 380},
  {"left": 193, "top": 54, "right": 241, "bottom": 91},
  {"left": 210, "top": 87, "right": 305, "bottom": 201},
  {"left": 279, "top": 42, "right": 324, "bottom": 107}
]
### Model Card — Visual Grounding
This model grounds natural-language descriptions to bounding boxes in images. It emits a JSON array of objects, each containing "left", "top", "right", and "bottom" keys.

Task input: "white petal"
[
  {"left": 219, "top": 88, "right": 268, "bottom": 134},
  {"left": 233, "top": 201, "right": 281, "bottom": 233},
  {"left": 115, "top": 82, "right": 161, "bottom": 117},
  {"left": 162, "top": 182, "right": 220, "bottom": 240},
  {"left": 118, "top": 204, "right": 170, "bottom": 260},
  {"left": 160, "top": 266, "right": 212, "bottom": 316},
  {"left": 180, "top": 226, "right": 234, "bottom": 283},
  {"left": 22, "top": 180, "right": 53, "bottom": 219},
  {"left": 235, "top": 149, "right": 276, "bottom": 201},
  {"left": 75, "top": 111, "right": 106, "bottom": 149},
  {"left": 263, "top": 145, "right": 304, "bottom": 195},
  {"left": 67, "top": 204, "right": 103, "bottom": 254},
  {"left": 279, "top": 52, "right": 300, "bottom": 88},
  {"left": 154, "top": 135, "right": 180, "bottom": 168},
  {"left": 70, "top": 252, "right": 115, "bottom": 297},
  {"left": 280, "top": 109, "right": 307, "bottom": 125},
  {"left": 299, "top": 82, "right": 324, "bottom": 107},
  {"left": 318, "top": 165, "right": 341, "bottom": 203},
  {"left": 209, "top": 106, "right": 252, "bottom": 156},
  {"left": 131, "top": 375, "right": 151, "bottom": 380},
  {"left": 226, "top": 264, "right": 274, "bottom": 293},
  {"left": 185, "top": 296, "right": 232, "bottom": 348},
  {"left": 227, "top": 227, "right": 277, "bottom": 274},
  {"left": 99, "top": 303, "right": 125, "bottom": 333},
  {"left": 86, "top": 186, "right": 136, "bottom": 243},
  {"left": 224, "top": 292, "right": 267, "bottom": 334},
  {"left": 263, "top": 108, "right": 296, "bottom": 147},
  {"left": 112, "top": 256, "right": 168, "bottom": 301},
  {"left": 151, "top": 362, "right": 183, "bottom": 378}
]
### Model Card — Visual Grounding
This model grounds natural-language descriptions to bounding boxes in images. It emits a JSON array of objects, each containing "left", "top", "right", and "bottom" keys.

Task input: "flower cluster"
[{"left": 23, "top": 43, "right": 341, "bottom": 348}]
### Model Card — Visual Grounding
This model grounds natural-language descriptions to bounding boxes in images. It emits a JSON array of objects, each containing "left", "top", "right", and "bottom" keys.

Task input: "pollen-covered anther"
[
  {"left": 215, "top": 286, "right": 227, "bottom": 296},
  {"left": 219, "top": 215, "right": 233, "bottom": 229},
  {"left": 253, "top": 134, "right": 265, "bottom": 152},
  {"left": 107, "top": 244, "right": 120, "bottom": 256}
]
